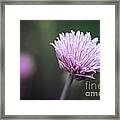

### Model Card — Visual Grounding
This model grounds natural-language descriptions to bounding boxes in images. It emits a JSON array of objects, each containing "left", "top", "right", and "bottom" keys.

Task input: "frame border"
[{"left": 0, "top": 0, "right": 119, "bottom": 119}]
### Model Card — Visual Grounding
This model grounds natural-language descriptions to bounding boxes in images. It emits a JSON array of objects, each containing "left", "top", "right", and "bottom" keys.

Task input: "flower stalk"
[{"left": 60, "top": 74, "right": 74, "bottom": 100}]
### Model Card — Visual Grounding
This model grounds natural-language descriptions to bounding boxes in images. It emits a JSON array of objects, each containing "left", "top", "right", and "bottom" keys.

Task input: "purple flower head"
[
  {"left": 50, "top": 30, "right": 100, "bottom": 80},
  {"left": 20, "top": 53, "right": 35, "bottom": 80}
]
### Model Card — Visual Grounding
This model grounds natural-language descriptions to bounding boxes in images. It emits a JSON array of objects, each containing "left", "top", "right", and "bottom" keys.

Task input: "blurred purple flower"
[
  {"left": 50, "top": 30, "right": 100, "bottom": 80},
  {"left": 20, "top": 53, "right": 35, "bottom": 79}
]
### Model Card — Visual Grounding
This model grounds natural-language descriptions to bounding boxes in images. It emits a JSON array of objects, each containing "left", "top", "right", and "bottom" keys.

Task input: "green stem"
[{"left": 60, "top": 74, "right": 74, "bottom": 100}]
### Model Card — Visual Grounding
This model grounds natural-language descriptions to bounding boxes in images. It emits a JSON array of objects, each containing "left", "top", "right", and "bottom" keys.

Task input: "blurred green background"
[{"left": 20, "top": 20, "right": 100, "bottom": 100}]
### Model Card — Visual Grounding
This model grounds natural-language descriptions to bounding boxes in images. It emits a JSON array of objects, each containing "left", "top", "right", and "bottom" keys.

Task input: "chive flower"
[
  {"left": 20, "top": 53, "right": 35, "bottom": 80},
  {"left": 50, "top": 30, "right": 100, "bottom": 80}
]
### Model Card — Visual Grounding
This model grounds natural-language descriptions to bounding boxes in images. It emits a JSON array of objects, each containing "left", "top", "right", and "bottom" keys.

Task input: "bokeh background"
[{"left": 20, "top": 20, "right": 100, "bottom": 100}]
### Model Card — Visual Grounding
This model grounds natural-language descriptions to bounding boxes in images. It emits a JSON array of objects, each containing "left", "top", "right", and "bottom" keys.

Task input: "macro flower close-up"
[
  {"left": 50, "top": 30, "right": 100, "bottom": 81},
  {"left": 21, "top": 20, "right": 100, "bottom": 100}
]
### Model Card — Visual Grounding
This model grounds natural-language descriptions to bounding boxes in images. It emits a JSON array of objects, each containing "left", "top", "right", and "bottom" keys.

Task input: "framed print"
[{"left": 0, "top": 0, "right": 120, "bottom": 119}]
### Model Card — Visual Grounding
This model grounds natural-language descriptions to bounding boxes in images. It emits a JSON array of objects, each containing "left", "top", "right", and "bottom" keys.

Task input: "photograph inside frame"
[{"left": 20, "top": 20, "right": 100, "bottom": 100}]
